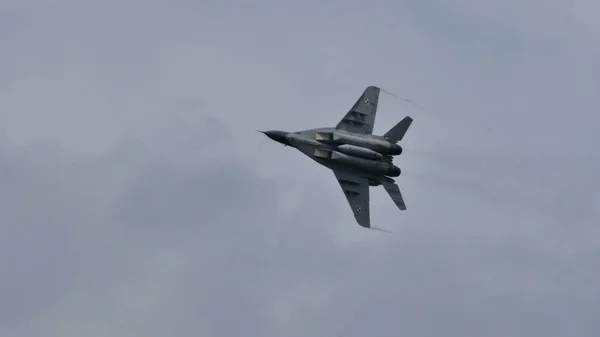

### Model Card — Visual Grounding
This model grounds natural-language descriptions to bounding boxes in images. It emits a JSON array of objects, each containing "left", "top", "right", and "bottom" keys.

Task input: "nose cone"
[{"left": 261, "top": 130, "right": 290, "bottom": 146}]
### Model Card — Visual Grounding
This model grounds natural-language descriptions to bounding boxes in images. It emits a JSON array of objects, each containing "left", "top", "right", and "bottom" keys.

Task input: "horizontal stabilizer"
[
  {"left": 384, "top": 116, "right": 413, "bottom": 142},
  {"left": 381, "top": 181, "right": 407, "bottom": 211}
]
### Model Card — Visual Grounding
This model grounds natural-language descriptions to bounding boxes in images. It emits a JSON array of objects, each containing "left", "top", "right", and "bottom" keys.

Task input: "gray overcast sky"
[{"left": 1, "top": 1, "right": 599, "bottom": 336}]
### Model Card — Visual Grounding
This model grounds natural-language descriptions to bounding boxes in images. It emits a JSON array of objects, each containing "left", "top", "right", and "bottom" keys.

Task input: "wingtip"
[{"left": 369, "top": 226, "right": 394, "bottom": 233}]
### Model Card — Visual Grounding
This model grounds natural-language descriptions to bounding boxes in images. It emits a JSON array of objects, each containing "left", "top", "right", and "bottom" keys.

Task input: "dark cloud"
[
  {"left": 1, "top": 139, "right": 598, "bottom": 337},
  {"left": 1, "top": 0, "right": 599, "bottom": 336}
]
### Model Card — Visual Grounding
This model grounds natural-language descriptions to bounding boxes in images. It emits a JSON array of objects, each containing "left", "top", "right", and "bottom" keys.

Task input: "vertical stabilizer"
[{"left": 384, "top": 116, "right": 413, "bottom": 142}]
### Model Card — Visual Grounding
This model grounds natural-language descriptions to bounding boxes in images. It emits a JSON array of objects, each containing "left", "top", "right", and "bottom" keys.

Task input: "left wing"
[
  {"left": 332, "top": 169, "right": 371, "bottom": 228},
  {"left": 335, "top": 86, "right": 380, "bottom": 134}
]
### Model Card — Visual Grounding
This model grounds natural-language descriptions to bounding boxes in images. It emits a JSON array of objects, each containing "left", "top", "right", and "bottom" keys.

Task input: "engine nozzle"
[
  {"left": 388, "top": 165, "right": 401, "bottom": 177},
  {"left": 389, "top": 144, "right": 403, "bottom": 155}
]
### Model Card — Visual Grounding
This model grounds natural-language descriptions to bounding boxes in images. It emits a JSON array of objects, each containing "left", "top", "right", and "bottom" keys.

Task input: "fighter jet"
[{"left": 259, "top": 86, "right": 412, "bottom": 228}]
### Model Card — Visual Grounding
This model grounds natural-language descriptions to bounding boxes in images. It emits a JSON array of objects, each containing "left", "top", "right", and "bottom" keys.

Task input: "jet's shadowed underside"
[{"left": 259, "top": 86, "right": 412, "bottom": 228}]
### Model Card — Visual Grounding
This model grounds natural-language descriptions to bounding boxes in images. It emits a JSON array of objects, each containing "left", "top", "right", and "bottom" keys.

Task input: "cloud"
[
  {"left": 1, "top": 0, "right": 599, "bottom": 336},
  {"left": 2, "top": 135, "right": 599, "bottom": 337}
]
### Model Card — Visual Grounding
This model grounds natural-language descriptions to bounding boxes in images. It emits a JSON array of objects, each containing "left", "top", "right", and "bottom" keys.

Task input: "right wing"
[
  {"left": 335, "top": 86, "right": 380, "bottom": 135},
  {"left": 332, "top": 169, "right": 371, "bottom": 228}
]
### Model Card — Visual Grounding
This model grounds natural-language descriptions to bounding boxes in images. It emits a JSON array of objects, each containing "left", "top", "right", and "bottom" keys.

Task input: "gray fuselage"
[{"left": 275, "top": 127, "right": 401, "bottom": 183}]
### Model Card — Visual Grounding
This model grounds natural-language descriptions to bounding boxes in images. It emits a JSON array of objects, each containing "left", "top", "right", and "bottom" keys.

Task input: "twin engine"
[
  {"left": 336, "top": 144, "right": 383, "bottom": 160},
  {"left": 314, "top": 148, "right": 400, "bottom": 178},
  {"left": 330, "top": 132, "right": 403, "bottom": 156},
  {"left": 313, "top": 131, "right": 404, "bottom": 177}
]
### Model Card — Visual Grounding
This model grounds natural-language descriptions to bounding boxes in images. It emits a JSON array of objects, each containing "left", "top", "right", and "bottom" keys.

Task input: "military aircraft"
[{"left": 259, "top": 86, "right": 412, "bottom": 229}]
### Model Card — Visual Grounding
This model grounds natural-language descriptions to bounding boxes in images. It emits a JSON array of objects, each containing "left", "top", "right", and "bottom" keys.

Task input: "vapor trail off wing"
[
  {"left": 335, "top": 86, "right": 380, "bottom": 134},
  {"left": 332, "top": 169, "right": 371, "bottom": 228}
]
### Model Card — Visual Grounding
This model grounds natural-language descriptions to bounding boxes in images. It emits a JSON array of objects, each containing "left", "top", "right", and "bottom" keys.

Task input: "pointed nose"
[{"left": 261, "top": 130, "right": 290, "bottom": 146}]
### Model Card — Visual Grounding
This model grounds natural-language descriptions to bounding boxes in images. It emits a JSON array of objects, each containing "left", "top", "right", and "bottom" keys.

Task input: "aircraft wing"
[
  {"left": 335, "top": 86, "right": 380, "bottom": 134},
  {"left": 332, "top": 169, "right": 371, "bottom": 228}
]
